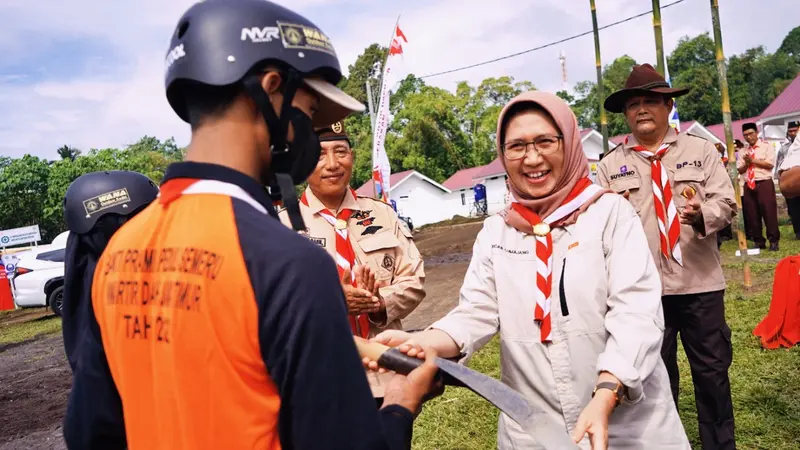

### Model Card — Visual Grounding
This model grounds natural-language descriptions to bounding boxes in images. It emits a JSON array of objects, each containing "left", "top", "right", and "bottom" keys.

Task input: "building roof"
[
  {"left": 355, "top": 169, "right": 451, "bottom": 196},
  {"left": 355, "top": 170, "right": 414, "bottom": 196},
  {"left": 705, "top": 116, "right": 761, "bottom": 143},
  {"left": 760, "top": 74, "right": 800, "bottom": 120},
  {"left": 475, "top": 158, "right": 505, "bottom": 179},
  {"left": 442, "top": 165, "right": 487, "bottom": 191}
]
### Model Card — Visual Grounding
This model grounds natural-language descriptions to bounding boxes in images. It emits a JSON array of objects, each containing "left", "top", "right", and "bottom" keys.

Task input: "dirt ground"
[
  {"left": 0, "top": 220, "right": 484, "bottom": 449},
  {"left": 0, "top": 334, "right": 71, "bottom": 450}
]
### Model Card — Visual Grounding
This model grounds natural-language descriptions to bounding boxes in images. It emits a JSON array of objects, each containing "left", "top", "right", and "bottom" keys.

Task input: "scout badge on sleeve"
[
  {"left": 681, "top": 186, "right": 697, "bottom": 200},
  {"left": 353, "top": 337, "right": 578, "bottom": 449}
]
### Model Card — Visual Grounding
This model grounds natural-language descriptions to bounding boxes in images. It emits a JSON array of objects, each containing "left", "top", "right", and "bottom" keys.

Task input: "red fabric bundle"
[{"left": 753, "top": 256, "right": 800, "bottom": 349}]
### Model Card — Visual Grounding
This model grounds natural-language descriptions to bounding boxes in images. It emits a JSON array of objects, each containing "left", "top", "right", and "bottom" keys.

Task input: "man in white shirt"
[
  {"left": 779, "top": 135, "right": 800, "bottom": 200},
  {"left": 776, "top": 121, "right": 800, "bottom": 238}
]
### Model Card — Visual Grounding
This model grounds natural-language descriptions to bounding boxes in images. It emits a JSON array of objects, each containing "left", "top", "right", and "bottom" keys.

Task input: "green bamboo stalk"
[
  {"left": 652, "top": 0, "right": 666, "bottom": 76},
  {"left": 710, "top": 0, "right": 751, "bottom": 288},
  {"left": 590, "top": 0, "right": 609, "bottom": 155}
]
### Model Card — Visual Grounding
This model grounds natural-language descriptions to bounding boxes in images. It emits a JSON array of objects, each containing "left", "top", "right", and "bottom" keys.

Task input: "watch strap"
[{"left": 593, "top": 381, "right": 624, "bottom": 406}]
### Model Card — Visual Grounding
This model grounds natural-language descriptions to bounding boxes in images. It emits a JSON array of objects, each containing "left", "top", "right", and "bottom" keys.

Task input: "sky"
[{"left": 0, "top": 0, "right": 797, "bottom": 160}]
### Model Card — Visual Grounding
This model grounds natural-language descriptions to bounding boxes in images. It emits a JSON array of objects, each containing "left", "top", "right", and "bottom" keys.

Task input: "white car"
[{"left": 12, "top": 231, "right": 69, "bottom": 316}]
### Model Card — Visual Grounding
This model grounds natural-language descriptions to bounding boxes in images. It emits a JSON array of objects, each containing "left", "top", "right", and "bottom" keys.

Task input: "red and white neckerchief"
[
  {"left": 301, "top": 189, "right": 370, "bottom": 338},
  {"left": 511, "top": 178, "right": 606, "bottom": 343},
  {"left": 626, "top": 136, "right": 683, "bottom": 266},
  {"left": 745, "top": 145, "right": 757, "bottom": 190}
]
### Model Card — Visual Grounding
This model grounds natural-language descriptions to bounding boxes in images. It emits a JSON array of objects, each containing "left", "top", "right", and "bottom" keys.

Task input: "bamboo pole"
[
  {"left": 590, "top": 0, "right": 609, "bottom": 155},
  {"left": 710, "top": 0, "right": 751, "bottom": 289},
  {"left": 652, "top": 0, "right": 666, "bottom": 76}
]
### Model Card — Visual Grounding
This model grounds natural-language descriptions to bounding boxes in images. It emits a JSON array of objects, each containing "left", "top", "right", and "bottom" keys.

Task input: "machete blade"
[
  {"left": 353, "top": 337, "right": 578, "bottom": 448},
  {"left": 434, "top": 357, "right": 531, "bottom": 424},
  {"left": 434, "top": 358, "right": 578, "bottom": 449}
]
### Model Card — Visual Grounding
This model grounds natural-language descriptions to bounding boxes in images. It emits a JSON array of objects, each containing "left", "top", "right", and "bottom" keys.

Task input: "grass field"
[
  {"left": 0, "top": 310, "right": 61, "bottom": 346},
  {"left": 412, "top": 225, "right": 800, "bottom": 450},
  {"left": 0, "top": 226, "right": 798, "bottom": 449}
]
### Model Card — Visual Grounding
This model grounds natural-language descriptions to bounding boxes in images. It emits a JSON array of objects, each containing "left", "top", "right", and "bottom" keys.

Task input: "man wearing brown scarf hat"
[
  {"left": 278, "top": 121, "right": 426, "bottom": 408},
  {"left": 597, "top": 63, "right": 737, "bottom": 450}
]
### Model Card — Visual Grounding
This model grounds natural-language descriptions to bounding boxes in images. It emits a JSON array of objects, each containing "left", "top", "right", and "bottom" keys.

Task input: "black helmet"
[
  {"left": 164, "top": 0, "right": 364, "bottom": 232},
  {"left": 164, "top": 0, "right": 363, "bottom": 128},
  {"left": 64, "top": 171, "right": 159, "bottom": 235}
]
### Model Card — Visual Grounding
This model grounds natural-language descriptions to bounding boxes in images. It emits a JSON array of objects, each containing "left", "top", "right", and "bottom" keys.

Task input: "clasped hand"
[{"left": 342, "top": 265, "right": 385, "bottom": 315}]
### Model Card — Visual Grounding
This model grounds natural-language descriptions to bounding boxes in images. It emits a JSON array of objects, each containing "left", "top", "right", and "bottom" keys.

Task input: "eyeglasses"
[{"left": 502, "top": 135, "right": 563, "bottom": 160}]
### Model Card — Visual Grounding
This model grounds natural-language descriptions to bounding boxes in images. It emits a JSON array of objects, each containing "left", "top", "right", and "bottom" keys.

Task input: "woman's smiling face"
[{"left": 502, "top": 108, "right": 565, "bottom": 199}]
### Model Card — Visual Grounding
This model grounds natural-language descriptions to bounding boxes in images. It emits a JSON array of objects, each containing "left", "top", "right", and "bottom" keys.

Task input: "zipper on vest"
[{"left": 559, "top": 258, "right": 569, "bottom": 317}]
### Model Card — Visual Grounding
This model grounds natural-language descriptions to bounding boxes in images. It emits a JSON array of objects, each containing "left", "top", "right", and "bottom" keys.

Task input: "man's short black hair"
[
  {"left": 742, "top": 122, "right": 758, "bottom": 133},
  {"left": 183, "top": 81, "right": 245, "bottom": 131}
]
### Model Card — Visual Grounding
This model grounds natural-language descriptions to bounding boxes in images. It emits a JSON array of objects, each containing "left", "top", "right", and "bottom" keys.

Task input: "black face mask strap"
[
  {"left": 276, "top": 173, "right": 305, "bottom": 231},
  {"left": 242, "top": 70, "right": 306, "bottom": 232},
  {"left": 242, "top": 70, "right": 298, "bottom": 156}
]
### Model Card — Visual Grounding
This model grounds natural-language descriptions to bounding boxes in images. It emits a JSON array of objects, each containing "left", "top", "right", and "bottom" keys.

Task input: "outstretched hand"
[{"left": 571, "top": 390, "right": 616, "bottom": 450}]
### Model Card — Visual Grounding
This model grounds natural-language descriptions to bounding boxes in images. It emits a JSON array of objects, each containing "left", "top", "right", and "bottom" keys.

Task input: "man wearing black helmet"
[
  {"left": 63, "top": 1, "right": 439, "bottom": 449},
  {"left": 61, "top": 170, "right": 159, "bottom": 449}
]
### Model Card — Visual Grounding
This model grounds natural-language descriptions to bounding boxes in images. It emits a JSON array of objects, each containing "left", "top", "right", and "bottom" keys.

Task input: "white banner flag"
[{"left": 371, "top": 22, "right": 407, "bottom": 202}]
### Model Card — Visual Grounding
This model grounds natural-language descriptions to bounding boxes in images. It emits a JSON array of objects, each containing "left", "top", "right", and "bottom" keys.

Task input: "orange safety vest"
[{"left": 92, "top": 176, "right": 281, "bottom": 449}]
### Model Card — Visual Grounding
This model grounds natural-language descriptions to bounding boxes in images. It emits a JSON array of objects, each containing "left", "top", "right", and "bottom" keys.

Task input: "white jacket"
[{"left": 432, "top": 194, "right": 690, "bottom": 449}]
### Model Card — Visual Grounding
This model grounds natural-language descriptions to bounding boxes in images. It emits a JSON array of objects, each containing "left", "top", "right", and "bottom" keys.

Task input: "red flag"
[
  {"left": 388, "top": 24, "right": 407, "bottom": 56},
  {"left": 395, "top": 25, "right": 408, "bottom": 43}
]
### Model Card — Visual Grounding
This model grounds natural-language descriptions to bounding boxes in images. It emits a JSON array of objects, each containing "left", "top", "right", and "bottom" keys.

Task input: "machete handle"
[
  {"left": 354, "top": 336, "right": 465, "bottom": 387},
  {"left": 354, "top": 336, "right": 422, "bottom": 375}
]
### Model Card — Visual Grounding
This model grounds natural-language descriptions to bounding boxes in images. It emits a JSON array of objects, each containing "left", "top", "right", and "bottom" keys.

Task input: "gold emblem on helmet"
[
  {"left": 285, "top": 27, "right": 303, "bottom": 45},
  {"left": 332, "top": 121, "right": 343, "bottom": 133}
]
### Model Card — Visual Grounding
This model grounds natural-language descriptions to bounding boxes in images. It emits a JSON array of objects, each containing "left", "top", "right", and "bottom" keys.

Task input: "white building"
[
  {"left": 758, "top": 74, "right": 800, "bottom": 141},
  {"left": 355, "top": 170, "right": 454, "bottom": 227}
]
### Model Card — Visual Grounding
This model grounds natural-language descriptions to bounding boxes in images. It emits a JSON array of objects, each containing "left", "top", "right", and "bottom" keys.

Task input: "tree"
[
  {"left": 56, "top": 145, "right": 81, "bottom": 161},
  {"left": 667, "top": 33, "right": 715, "bottom": 75},
  {"left": 778, "top": 25, "right": 800, "bottom": 64},
  {"left": 571, "top": 55, "right": 637, "bottom": 136},
  {"left": 455, "top": 76, "right": 536, "bottom": 166},
  {"left": 0, "top": 155, "right": 55, "bottom": 241},
  {"left": 666, "top": 34, "right": 721, "bottom": 125},
  {"left": 390, "top": 84, "right": 471, "bottom": 182},
  {"left": 338, "top": 44, "right": 387, "bottom": 107},
  {"left": 726, "top": 46, "right": 798, "bottom": 119}
]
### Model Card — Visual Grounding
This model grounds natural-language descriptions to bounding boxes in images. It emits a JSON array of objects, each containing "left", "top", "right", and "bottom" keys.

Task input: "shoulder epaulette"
[
  {"left": 684, "top": 132, "right": 708, "bottom": 143},
  {"left": 357, "top": 194, "right": 392, "bottom": 207},
  {"left": 600, "top": 144, "right": 622, "bottom": 160}
]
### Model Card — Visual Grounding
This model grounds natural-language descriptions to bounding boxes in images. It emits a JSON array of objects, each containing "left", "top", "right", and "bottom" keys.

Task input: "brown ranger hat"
[
  {"left": 604, "top": 63, "right": 690, "bottom": 113},
  {"left": 314, "top": 120, "right": 351, "bottom": 146}
]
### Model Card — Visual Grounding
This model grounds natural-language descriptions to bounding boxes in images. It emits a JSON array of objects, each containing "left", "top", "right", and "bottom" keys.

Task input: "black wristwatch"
[{"left": 592, "top": 381, "right": 626, "bottom": 407}]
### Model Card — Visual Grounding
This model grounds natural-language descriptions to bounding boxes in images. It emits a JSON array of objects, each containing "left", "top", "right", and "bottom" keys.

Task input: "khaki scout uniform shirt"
[
  {"left": 279, "top": 187, "right": 425, "bottom": 397},
  {"left": 597, "top": 129, "right": 737, "bottom": 296},
  {"left": 432, "top": 195, "right": 690, "bottom": 449},
  {"left": 736, "top": 140, "right": 776, "bottom": 189}
]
